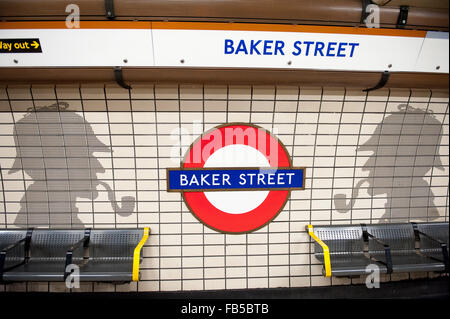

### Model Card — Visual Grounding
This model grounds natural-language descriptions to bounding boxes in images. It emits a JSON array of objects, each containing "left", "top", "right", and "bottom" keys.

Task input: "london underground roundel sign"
[{"left": 167, "top": 123, "right": 305, "bottom": 233}]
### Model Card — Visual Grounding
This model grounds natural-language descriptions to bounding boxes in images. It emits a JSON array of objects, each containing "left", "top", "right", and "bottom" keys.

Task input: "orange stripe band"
[
  {"left": 151, "top": 22, "right": 427, "bottom": 37},
  {"left": 0, "top": 21, "right": 151, "bottom": 29},
  {"left": 0, "top": 21, "right": 427, "bottom": 37}
]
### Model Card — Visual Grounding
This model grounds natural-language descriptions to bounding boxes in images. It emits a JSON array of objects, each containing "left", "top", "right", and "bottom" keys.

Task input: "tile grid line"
[
  {"left": 268, "top": 86, "right": 277, "bottom": 288},
  {"left": 153, "top": 84, "right": 162, "bottom": 292},
  {"left": 408, "top": 90, "right": 432, "bottom": 223},
  {"left": 330, "top": 87, "right": 347, "bottom": 229},
  {"left": 79, "top": 83, "right": 95, "bottom": 292},
  {"left": 201, "top": 85, "right": 206, "bottom": 291},
  {"left": 29, "top": 86, "right": 51, "bottom": 229},
  {"left": 177, "top": 84, "right": 184, "bottom": 291},
  {"left": 78, "top": 84, "right": 96, "bottom": 231},
  {"left": 387, "top": 92, "right": 412, "bottom": 221},
  {"left": 368, "top": 88, "right": 394, "bottom": 224},
  {"left": 53, "top": 85, "right": 74, "bottom": 229},
  {"left": 308, "top": 87, "right": 324, "bottom": 287},
  {"left": 6, "top": 87, "right": 29, "bottom": 230},
  {"left": 288, "top": 85, "right": 301, "bottom": 288},
  {"left": 427, "top": 100, "right": 449, "bottom": 222},
  {"left": 348, "top": 89, "right": 370, "bottom": 223}
]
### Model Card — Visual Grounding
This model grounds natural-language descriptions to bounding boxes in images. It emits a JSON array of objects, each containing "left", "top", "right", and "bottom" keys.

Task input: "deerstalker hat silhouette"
[
  {"left": 9, "top": 102, "right": 111, "bottom": 174},
  {"left": 356, "top": 104, "right": 444, "bottom": 171}
]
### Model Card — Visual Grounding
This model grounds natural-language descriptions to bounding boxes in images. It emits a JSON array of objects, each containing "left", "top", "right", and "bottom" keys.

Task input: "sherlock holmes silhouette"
[
  {"left": 9, "top": 102, "right": 135, "bottom": 227},
  {"left": 334, "top": 104, "right": 444, "bottom": 221}
]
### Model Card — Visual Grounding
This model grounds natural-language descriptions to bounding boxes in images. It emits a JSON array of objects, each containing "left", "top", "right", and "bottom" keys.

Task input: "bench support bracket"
[
  {"left": 104, "top": 0, "right": 115, "bottom": 19},
  {"left": 114, "top": 67, "right": 132, "bottom": 90},
  {"left": 363, "top": 71, "right": 390, "bottom": 92},
  {"left": 0, "top": 228, "right": 33, "bottom": 282},
  {"left": 362, "top": 224, "right": 393, "bottom": 274},
  {"left": 64, "top": 228, "right": 91, "bottom": 280},
  {"left": 412, "top": 223, "right": 449, "bottom": 273}
]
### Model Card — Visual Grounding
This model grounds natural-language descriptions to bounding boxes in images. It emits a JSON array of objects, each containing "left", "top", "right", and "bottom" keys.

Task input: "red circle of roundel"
[{"left": 182, "top": 124, "right": 291, "bottom": 233}]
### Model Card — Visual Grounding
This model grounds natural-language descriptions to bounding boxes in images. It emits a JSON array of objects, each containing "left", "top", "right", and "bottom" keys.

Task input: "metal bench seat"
[
  {"left": 307, "top": 224, "right": 388, "bottom": 276},
  {"left": 74, "top": 228, "right": 147, "bottom": 282},
  {"left": 0, "top": 227, "right": 149, "bottom": 283},
  {"left": 4, "top": 260, "right": 67, "bottom": 282},
  {"left": 77, "top": 259, "right": 136, "bottom": 282},
  {"left": 307, "top": 222, "right": 449, "bottom": 277},
  {"left": 2, "top": 229, "right": 82, "bottom": 282},
  {"left": 329, "top": 256, "right": 388, "bottom": 276},
  {"left": 366, "top": 223, "right": 447, "bottom": 273},
  {"left": 390, "top": 255, "right": 445, "bottom": 273}
]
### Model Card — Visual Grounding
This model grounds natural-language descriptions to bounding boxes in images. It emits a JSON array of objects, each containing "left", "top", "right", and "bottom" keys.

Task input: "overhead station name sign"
[
  {"left": 0, "top": 21, "right": 448, "bottom": 73},
  {"left": 152, "top": 23, "right": 447, "bottom": 73}
]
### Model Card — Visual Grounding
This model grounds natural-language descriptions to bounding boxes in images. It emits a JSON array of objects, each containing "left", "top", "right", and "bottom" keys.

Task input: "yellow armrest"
[
  {"left": 132, "top": 227, "right": 150, "bottom": 282},
  {"left": 307, "top": 224, "right": 331, "bottom": 277}
]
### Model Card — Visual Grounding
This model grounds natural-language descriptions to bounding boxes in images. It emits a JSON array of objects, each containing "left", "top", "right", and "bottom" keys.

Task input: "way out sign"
[
  {"left": 167, "top": 123, "right": 306, "bottom": 233},
  {"left": 0, "top": 38, "right": 42, "bottom": 53}
]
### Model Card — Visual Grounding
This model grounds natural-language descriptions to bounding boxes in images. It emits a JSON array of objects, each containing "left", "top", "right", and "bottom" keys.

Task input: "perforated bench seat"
[
  {"left": 307, "top": 222, "right": 449, "bottom": 277},
  {"left": 306, "top": 224, "right": 387, "bottom": 277},
  {"left": 0, "top": 227, "right": 149, "bottom": 283},
  {"left": 76, "top": 259, "right": 137, "bottom": 282},
  {"left": 76, "top": 228, "right": 148, "bottom": 282},
  {"left": 4, "top": 260, "right": 67, "bottom": 282},
  {"left": 327, "top": 256, "right": 388, "bottom": 277},
  {"left": 389, "top": 255, "right": 445, "bottom": 273}
]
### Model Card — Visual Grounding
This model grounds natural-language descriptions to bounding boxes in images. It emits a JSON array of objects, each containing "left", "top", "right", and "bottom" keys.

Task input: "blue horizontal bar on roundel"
[{"left": 167, "top": 167, "right": 305, "bottom": 192}]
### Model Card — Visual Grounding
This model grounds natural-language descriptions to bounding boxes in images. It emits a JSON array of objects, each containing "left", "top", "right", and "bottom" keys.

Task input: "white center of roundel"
[{"left": 203, "top": 144, "right": 270, "bottom": 214}]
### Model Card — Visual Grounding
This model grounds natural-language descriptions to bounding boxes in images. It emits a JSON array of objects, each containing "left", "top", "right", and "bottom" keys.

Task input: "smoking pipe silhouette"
[
  {"left": 98, "top": 181, "right": 135, "bottom": 217},
  {"left": 333, "top": 179, "right": 366, "bottom": 213}
]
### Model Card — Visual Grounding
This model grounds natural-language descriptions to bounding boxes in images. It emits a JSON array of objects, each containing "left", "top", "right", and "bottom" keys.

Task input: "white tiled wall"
[{"left": 0, "top": 83, "right": 448, "bottom": 292}]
